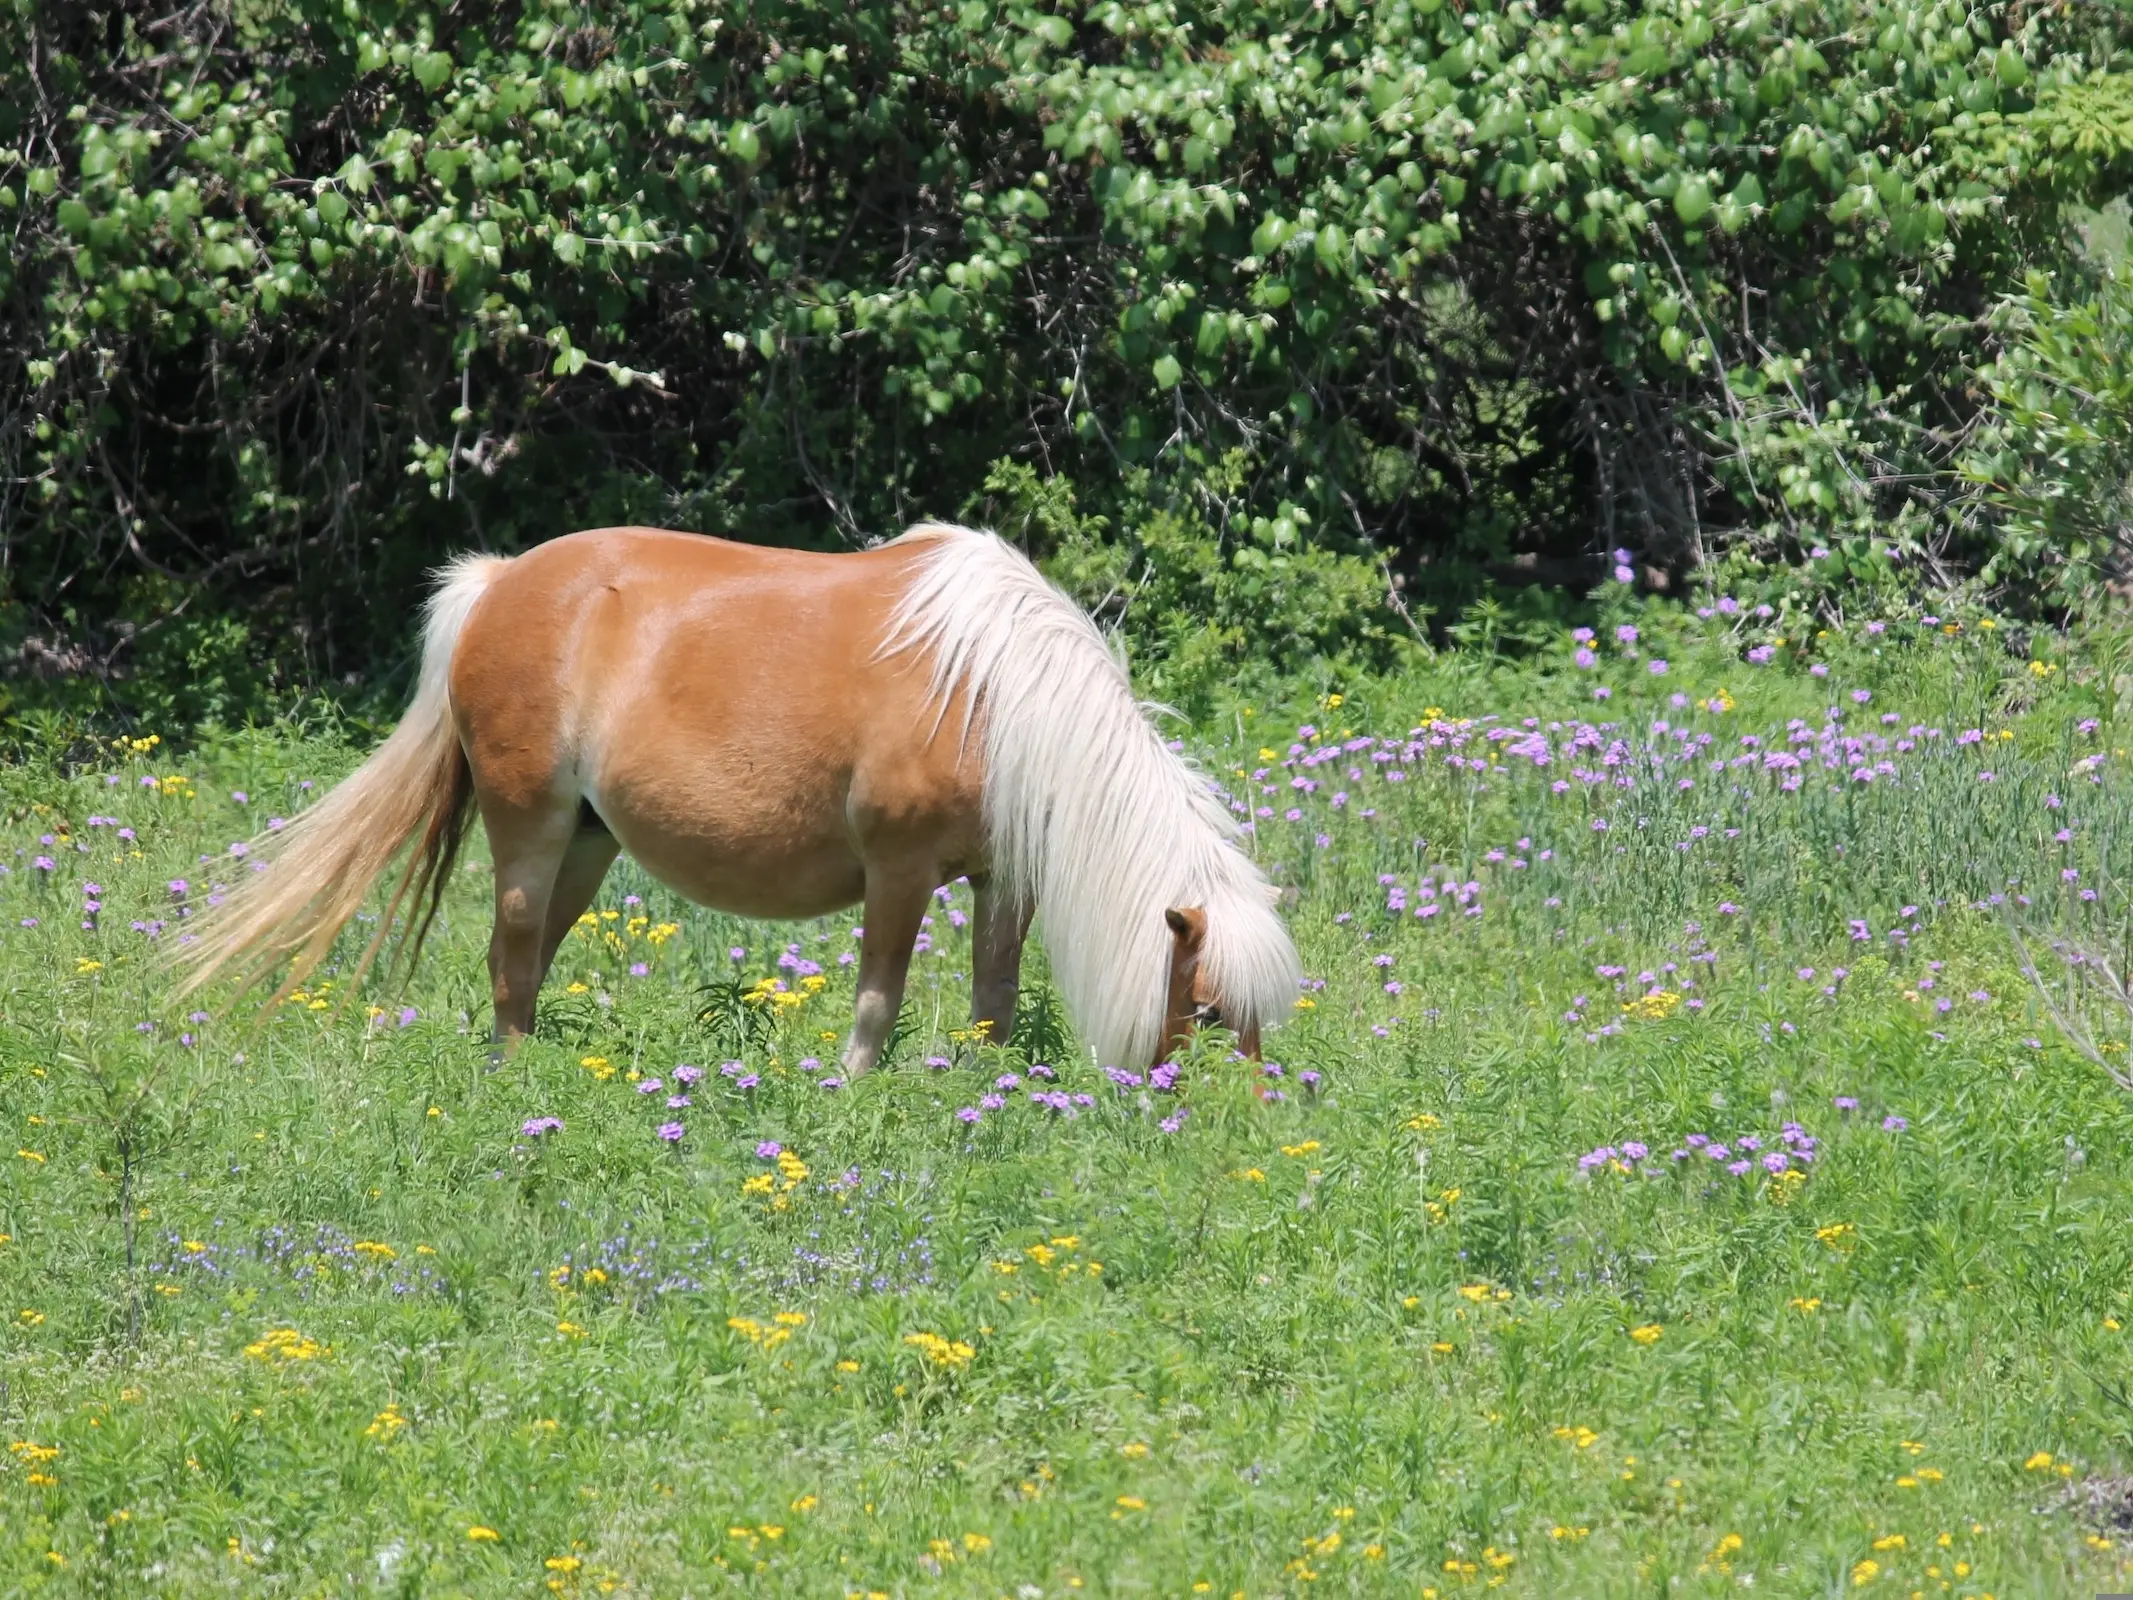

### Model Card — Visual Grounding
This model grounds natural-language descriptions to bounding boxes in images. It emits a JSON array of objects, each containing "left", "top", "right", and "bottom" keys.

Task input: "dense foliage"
[
  {"left": 4, "top": 0, "right": 2132, "bottom": 719},
  {"left": 1964, "top": 247, "right": 2133, "bottom": 601}
]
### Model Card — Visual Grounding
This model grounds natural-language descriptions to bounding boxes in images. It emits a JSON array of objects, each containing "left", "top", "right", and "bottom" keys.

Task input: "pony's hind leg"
[
  {"left": 481, "top": 798, "right": 579, "bottom": 1052},
  {"left": 537, "top": 819, "right": 622, "bottom": 981},
  {"left": 842, "top": 864, "right": 933, "bottom": 1076},
  {"left": 970, "top": 879, "right": 1034, "bottom": 1045}
]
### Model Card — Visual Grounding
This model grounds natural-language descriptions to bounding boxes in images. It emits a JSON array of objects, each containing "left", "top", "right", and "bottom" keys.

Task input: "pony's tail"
[{"left": 171, "top": 554, "right": 510, "bottom": 1003}]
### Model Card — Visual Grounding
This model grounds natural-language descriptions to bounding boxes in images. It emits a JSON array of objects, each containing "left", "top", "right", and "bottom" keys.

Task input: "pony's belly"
[{"left": 606, "top": 815, "right": 867, "bottom": 920}]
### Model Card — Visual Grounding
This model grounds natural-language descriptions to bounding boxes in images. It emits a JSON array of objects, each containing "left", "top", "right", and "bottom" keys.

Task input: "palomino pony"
[{"left": 176, "top": 523, "right": 1301, "bottom": 1071}]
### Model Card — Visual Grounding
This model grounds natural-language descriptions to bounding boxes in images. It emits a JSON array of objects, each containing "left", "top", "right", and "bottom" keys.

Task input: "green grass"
[{"left": 2, "top": 616, "right": 2131, "bottom": 1597}]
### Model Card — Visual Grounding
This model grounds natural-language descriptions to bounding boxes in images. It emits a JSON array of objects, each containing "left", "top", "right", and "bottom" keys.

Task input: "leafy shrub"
[
  {"left": 2, "top": 0, "right": 2130, "bottom": 715},
  {"left": 1964, "top": 253, "right": 2133, "bottom": 606},
  {"left": 977, "top": 458, "right": 1406, "bottom": 716}
]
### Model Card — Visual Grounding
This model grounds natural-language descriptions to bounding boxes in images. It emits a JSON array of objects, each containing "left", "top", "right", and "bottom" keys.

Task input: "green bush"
[
  {"left": 1964, "top": 252, "right": 2133, "bottom": 607},
  {"left": 3, "top": 0, "right": 2131, "bottom": 717},
  {"left": 977, "top": 457, "right": 1406, "bottom": 714}
]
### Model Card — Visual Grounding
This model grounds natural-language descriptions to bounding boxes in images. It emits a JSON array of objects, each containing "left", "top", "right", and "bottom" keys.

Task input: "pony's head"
[{"left": 1160, "top": 895, "right": 1296, "bottom": 1063}]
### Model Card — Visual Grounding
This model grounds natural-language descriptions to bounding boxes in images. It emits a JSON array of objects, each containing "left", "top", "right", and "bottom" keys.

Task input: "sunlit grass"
[{"left": 0, "top": 619, "right": 2129, "bottom": 1595}]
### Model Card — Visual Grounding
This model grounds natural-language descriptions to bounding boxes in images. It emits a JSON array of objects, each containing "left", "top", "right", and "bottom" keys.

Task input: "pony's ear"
[{"left": 1164, "top": 905, "right": 1208, "bottom": 946}]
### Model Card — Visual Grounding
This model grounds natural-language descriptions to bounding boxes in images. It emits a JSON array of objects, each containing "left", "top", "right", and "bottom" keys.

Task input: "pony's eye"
[{"left": 1193, "top": 1001, "right": 1224, "bottom": 1029}]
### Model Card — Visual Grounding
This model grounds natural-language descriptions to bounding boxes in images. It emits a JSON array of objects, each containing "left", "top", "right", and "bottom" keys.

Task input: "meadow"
[{"left": 2, "top": 607, "right": 2131, "bottom": 1597}]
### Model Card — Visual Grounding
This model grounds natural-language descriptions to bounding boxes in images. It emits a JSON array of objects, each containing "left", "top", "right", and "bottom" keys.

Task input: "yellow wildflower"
[
  {"left": 903, "top": 1331, "right": 976, "bottom": 1369},
  {"left": 243, "top": 1327, "right": 322, "bottom": 1362},
  {"left": 365, "top": 1405, "right": 407, "bottom": 1438}
]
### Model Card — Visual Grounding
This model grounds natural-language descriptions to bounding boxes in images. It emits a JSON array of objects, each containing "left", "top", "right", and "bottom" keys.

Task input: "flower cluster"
[
  {"left": 1576, "top": 1120, "right": 1824, "bottom": 1180},
  {"left": 243, "top": 1326, "right": 324, "bottom": 1363},
  {"left": 902, "top": 1331, "right": 977, "bottom": 1369},
  {"left": 727, "top": 1310, "right": 808, "bottom": 1350}
]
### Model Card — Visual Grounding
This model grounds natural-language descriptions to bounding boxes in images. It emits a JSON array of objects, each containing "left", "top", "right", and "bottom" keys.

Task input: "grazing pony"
[{"left": 176, "top": 523, "right": 1301, "bottom": 1070}]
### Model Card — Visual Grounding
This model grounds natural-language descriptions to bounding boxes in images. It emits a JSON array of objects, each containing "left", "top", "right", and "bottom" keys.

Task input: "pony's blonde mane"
[{"left": 881, "top": 522, "right": 1300, "bottom": 1066}]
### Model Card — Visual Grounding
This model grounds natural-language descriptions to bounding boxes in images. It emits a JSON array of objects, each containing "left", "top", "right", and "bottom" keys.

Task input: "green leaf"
[
  {"left": 1673, "top": 176, "right": 1712, "bottom": 225},
  {"left": 412, "top": 51, "right": 453, "bottom": 92},
  {"left": 1152, "top": 354, "right": 1183, "bottom": 389}
]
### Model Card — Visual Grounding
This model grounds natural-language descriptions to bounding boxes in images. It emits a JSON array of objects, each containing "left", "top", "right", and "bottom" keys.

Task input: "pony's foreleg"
[
  {"left": 970, "top": 880, "right": 1034, "bottom": 1045},
  {"left": 842, "top": 867, "right": 931, "bottom": 1076}
]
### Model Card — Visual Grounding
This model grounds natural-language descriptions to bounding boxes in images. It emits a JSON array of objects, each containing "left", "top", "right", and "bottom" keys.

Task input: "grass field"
[{"left": 3, "top": 610, "right": 2132, "bottom": 1596}]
